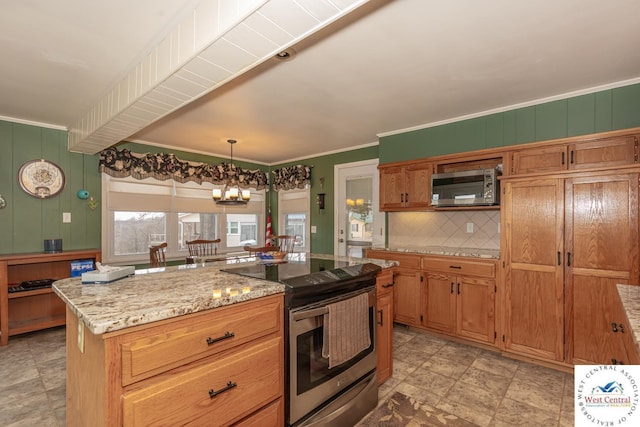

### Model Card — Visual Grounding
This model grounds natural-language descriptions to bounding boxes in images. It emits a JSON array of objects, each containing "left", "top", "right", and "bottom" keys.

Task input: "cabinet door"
[
  {"left": 566, "top": 173, "right": 640, "bottom": 364},
  {"left": 502, "top": 179, "right": 565, "bottom": 361},
  {"left": 456, "top": 276, "right": 495, "bottom": 344},
  {"left": 379, "top": 167, "right": 406, "bottom": 210},
  {"left": 404, "top": 164, "right": 431, "bottom": 208},
  {"left": 392, "top": 268, "right": 422, "bottom": 326},
  {"left": 376, "top": 291, "right": 393, "bottom": 385},
  {"left": 423, "top": 273, "right": 455, "bottom": 333},
  {"left": 510, "top": 145, "right": 568, "bottom": 175},
  {"left": 569, "top": 135, "right": 638, "bottom": 170}
]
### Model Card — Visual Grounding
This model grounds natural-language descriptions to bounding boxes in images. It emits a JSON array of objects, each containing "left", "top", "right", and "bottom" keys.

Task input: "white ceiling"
[{"left": 1, "top": 0, "right": 639, "bottom": 165}]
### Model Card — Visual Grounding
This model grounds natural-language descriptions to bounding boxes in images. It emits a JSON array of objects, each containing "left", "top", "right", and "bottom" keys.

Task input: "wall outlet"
[
  {"left": 63, "top": 212, "right": 71, "bottom": 223},
  {"left": 311, "top": 226, "right": 317, "bottom": 233},
  {"left": 466, "top": 222, "right": 474, "bottom": 233}
]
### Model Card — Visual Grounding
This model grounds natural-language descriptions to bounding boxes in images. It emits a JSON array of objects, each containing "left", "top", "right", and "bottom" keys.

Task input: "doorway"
[{"left": 334, "top": 159, "right": 385, "bottom": 257}]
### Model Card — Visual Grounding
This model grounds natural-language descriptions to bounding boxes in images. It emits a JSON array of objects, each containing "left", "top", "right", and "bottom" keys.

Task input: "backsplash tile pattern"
[{"left": 388, "top": 211, "right": 501, "bottom": 250}]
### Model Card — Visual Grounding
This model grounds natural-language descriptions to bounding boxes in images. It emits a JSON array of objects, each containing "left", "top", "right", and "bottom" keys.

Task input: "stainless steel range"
[{"left": 222, "top": 255, "right": 381, "bottom": 426}]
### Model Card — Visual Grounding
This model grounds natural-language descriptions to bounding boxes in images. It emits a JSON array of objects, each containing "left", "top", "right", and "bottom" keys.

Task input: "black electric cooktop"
[{"left": 222, "top": 256, "right": 381, "bottom": 307}]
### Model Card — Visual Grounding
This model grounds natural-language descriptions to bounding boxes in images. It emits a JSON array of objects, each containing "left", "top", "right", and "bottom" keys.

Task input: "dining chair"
[
  {"left": 186, "top": 239, "right": 221, "bottom": 261},
  {"left": 149, "top": 242, "right": 168, "bottom": 267},
  {"left": 274, "top": 235, "right": 296, "bottom": 253}
]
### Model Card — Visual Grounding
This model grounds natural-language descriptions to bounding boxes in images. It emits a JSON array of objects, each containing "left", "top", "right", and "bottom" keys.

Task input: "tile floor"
[
  {"left": 0, "top": 325, "right": 574, "bottom": 426},
  {"left": 359, "top": 325, "right": 575, "bottom": 426}
]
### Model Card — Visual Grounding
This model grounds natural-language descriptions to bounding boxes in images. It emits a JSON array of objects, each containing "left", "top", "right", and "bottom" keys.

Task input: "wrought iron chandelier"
[{"left": 212, "top": 140, "right": 250, "bottom": 205}]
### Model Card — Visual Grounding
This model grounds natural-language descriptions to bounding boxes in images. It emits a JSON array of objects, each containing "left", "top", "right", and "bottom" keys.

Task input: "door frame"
[{"left": 333, "top": 159, "right": 384, "bottom": 256}]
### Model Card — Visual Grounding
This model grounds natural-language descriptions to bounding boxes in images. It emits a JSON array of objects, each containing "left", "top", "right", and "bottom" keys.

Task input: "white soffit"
[{"left": 68, "top": 0, "right": 370, "bottom": 154}]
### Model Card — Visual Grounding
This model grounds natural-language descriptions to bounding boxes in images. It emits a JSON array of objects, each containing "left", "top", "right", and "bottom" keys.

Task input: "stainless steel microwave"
[{"left": 431, "top": 168, "right": 500, "bottom": 207}]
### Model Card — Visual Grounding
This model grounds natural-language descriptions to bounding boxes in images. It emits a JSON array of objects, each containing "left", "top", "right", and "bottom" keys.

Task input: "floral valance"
[
  {"left": 271, "top": 165, "right": 313, "bottom": 191},
  {"left": 99, "top": 147, "right": 268, "bottom": 190}
]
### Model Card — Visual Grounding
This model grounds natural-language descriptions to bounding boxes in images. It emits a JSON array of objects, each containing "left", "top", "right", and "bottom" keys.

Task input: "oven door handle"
[{"left": 292, "top": 307, "right": 329, "bottom": 321}]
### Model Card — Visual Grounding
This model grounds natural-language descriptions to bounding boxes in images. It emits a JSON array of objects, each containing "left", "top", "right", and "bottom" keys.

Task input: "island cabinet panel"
[
  {"left": 65, "top": 294, "right": 284, "bottom": 427},
  {"left": 122, "top": 336, "right": 282, "bottom": 427},
  {"left": 120, "top": 297, "right": 282, "bottom": 385},
  {"left": 375, "top": 268, "right": 394, "bottom": 385}
]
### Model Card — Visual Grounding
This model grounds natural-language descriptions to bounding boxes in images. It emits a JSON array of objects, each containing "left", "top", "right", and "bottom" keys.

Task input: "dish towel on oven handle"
[{"left": 322, "top": 292, "right": 371, "bottom": 369}]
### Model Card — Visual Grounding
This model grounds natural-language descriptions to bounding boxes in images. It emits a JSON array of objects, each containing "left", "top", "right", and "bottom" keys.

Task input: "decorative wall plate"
[{"left": 18, "top": 159, "right": 66, "bottom": 198}]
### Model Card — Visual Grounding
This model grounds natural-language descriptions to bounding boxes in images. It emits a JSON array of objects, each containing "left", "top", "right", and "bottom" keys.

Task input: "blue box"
[{"left": 71, "top": 259, "right": 95, "bottom": 277}]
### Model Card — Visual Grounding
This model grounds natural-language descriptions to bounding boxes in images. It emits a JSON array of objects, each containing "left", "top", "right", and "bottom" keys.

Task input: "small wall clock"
[{"left": 18, "top": 159, "right": 66, "bottom": 198}]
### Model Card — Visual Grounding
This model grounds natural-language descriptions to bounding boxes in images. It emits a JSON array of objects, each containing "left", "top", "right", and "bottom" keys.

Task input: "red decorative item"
[{"left": 265, "top": 208, "right": 274, "bottom": 247}]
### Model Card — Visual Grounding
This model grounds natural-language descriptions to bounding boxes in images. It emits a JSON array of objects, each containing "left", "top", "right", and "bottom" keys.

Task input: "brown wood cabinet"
[
  {"left": 508, "top": 133, "right": 639, "bottom": 175},
  {"left": 501, "top": 172, "right": 640, "bottom": 366},
  {"left": 422, "top": 257, "right": 496, "bottom": 345},
  {"left": 379, "top": 161, "right": 431, "bottom": 211},
  {"left": 66, "top": 294, "right": 284, "bottom": 427},
  {"left": 366, "top": 250, "right": 497, "bottom": 346},
  {"left": 565, "top": 173, "right": 639, "bottom": 365},
  {"left": 375, "top": 268, "right": 394, "bottom": 384},
  {"left": 0, "top": 249, "right": 101, "bottom": 346}
]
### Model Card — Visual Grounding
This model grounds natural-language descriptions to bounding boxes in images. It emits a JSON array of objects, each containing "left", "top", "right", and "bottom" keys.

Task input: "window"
[
  {"left": 227, "top": 221, "right": 239, "bottom": 235},
  {"left": 102, "top": 175, "right": 264, "bottom": 263},
  {"left": 278, "top": 188, "right": 310, "bottom": 252}
]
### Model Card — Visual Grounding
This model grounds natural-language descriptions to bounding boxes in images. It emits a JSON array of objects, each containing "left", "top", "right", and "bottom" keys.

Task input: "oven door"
[{"left": 288, "top": 287, "right": 377, "bottom": 426}]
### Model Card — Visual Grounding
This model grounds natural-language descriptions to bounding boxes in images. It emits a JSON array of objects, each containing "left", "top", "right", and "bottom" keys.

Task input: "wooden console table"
[{"left": 0, "top": 249, "right": 101, "bottom": 345}]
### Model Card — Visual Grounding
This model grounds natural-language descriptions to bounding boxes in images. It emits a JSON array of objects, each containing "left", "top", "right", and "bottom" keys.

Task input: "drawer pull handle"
[
  {"left": 206, "top": 331, "right": 235, "bottom": 346},
  {"left": 449, "top": 265, "right": 462, "bottom": 269},
  {"left": 377, "top": 309, "right": 383, "bottom": 326},
  {"left": 209, "top": 381, "right": 237, "bottom": 398},
  {"left": 382, "top": 283, "right": 394, "bottom": 288}
]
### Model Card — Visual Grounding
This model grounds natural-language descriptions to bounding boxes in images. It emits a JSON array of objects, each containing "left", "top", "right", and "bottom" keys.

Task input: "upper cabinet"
[
  {"left": 508, "top": 133, "right": 639, "bottom": 175},
  {"left": 379, "top": 162, "right": 431, "bottom": 211}
]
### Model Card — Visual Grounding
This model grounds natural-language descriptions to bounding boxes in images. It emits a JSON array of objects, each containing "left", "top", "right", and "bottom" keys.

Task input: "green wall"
[
  {"left": 272, "top": 145, "right": 379, "bottom": 255},
  {"left": 0, "top": 120, "right": 101, "bottom": 255},
  {"left": 379, "top": 83, "right": 640, "bottom": 163},
  {"left": 3, "top": 83, "right": 639, "bottom": 256}
]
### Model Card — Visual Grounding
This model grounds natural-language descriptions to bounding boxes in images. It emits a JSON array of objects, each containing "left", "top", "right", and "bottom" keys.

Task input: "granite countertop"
[
  {"left": 53, "top": 252, "right": 396, "bottom": 336},
  {"left": 616, "top": 284, "right": 640, "bottom": 356},
  {"left": 370, "top": 246, "right": 500, "bottom": 260}
]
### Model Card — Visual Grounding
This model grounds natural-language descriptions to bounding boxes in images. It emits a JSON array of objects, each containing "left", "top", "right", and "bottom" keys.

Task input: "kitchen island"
[{"left": 53, "top": 253, "right": 395, "bottom": 427}]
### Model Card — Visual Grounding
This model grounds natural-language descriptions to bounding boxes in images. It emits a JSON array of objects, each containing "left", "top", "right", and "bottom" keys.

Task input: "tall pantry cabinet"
[{"left": 501, "top": 172, "right": 640, "bottom": 365}]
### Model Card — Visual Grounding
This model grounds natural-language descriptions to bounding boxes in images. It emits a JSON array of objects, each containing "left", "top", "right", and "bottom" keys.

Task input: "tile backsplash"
[{"left": 388, "top": 210, "right": 500, "bottom": 250}]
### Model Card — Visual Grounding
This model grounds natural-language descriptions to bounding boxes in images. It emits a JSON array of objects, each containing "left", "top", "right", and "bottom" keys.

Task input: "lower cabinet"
[
  {"left": 366, "top": 250, "right": 497, "bottom": 347},
  {"left": 422, "top": 257, "right": 497, "bottom": 345},
  {"left": 392, "top": 268, "right": 422, "bottom": 327},
  {"left": 376, "top": 268, "right": 394, "bottom": 384},
  {"left": 65, "top": 294, "right": 284, "bottom": 427}
]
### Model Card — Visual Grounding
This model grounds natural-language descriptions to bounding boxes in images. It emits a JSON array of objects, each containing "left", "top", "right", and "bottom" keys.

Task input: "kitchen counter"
[
  {"left": 616, "top": 283, "right": 640, "bottom": 356},
  {"left": 53, "top": 252, "right": 395, "bottom": 335},
  {"left": 370, "top": 246, "right": 500, "bottom": 259}
]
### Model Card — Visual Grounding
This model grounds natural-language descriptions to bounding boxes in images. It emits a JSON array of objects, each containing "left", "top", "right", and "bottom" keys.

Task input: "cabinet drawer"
[
  {"left": 376, "top": 269, "right": 394, "bottom": 295},
  {"left": 234, "top": 397, "right": 283, "bottom": 427},
  {"left": 421, "top": 257, "right": 495, "bottom": 278},
  {"left": 366, "top": 250, "right": 421, "bottom": 269},
  {"left": 122, "top": 336, "right": 283, "bottom": 427},
  {"left": 120, "top": 296, "right": 282, "bottom": 386}
]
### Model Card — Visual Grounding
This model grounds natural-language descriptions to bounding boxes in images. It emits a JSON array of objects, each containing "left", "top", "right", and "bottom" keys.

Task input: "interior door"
[{"left": 334, "top": 160, "right": 384, "bottom": 257}]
